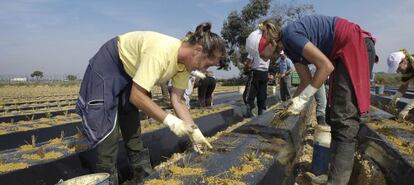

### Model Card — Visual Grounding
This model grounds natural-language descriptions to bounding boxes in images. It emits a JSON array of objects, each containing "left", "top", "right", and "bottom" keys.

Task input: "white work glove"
[
  {"left": 398, "top": 99, "right": 414, "bottom": 120},
  {"left": 163, "top": 114, "right": 191, "bottom": 137},
  {"left": 189, "top": 126, "right": 213, "bottom": 154},
  {"left": 163, "top": 114, "right": 212, "bottom": 153},
  {"left": 286, "top": 85, "right": 318, "bottom": 115},
  {"left": 391, "top": 91, "right": 403, "bottom": 108},
  {"left": 191, "top": 70, "right": 206, "bottom": 79}
]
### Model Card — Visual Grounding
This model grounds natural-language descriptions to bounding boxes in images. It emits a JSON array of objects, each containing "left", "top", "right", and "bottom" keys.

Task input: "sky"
[{"left": 0, "top": 0, "right": 413, "bottom": 79}]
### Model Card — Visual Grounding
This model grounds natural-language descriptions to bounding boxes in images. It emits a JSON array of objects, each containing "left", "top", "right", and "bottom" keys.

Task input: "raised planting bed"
[
  {"left": 0, "top": 104, "right": 245, "bottom": 185},
  {"left": 0, "top": 100, "right": 76, "bottom": 113},
  {"left": 382, "top": 89, "right": 414, "bottom": 99},
  {"left": 0, "top": 106, "right": 76, "bottom": 123},
  {"left": 0, "top": 137, "right": 85, "bottom": 174},
  {"left": 386, "top": 87, "right": 414, "bottom": 94},
  {"left": 0, "top": 105, "right": 234, "bottom": 151},
  {"left": 358, "top": 106, "right": 414, "bottom": 185},
  {"left": 371, "top": 93, "right": 414, "bottom": 120},
  {"left": 1, "top": 96, "right": 78, "bottom": 107},
  {"left": 0, "top": 91, "right": 279, "bottom": 151},
  {"left": 142, "top": 100, "right": 313, "bottom": 185},
  {"left": 0, "top": 114, "right": 81, "bottom": 151},
  {"left": 0, "top": 93, "right": 77, "bottom": 101}
]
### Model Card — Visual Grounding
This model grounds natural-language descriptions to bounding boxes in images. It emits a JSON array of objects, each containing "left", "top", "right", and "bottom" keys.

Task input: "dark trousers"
[
  {"left": 326, "top": 38, "right": 376, "bottom": 143},
  {"left": 244, "top": 70, "right": 268, "bottom": 110},
  {"left": 280, "top": 75, "right": 291, "bottom": 101},
  {"left": 326, "top": 38, "right": 376, "bottom": 185},
  {"left": 95, "top": 85, "right": 153, "bottom": 182},
  {"left": 197, "top": 77, "right": 216, "bottom": 107}
]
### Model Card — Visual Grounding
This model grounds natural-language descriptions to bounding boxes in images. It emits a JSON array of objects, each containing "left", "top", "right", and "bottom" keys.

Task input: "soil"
[
  {"left": 367, "top": 117, "right": 414, "bottom": 164},
  {"left": 229, "top": 152, "right": 264, "bottom": 179},
  {"left": 293, "top": 111, "right": 315, "bottom": 185},
  {"left": 205, "top": 176, "right": 246, "bottom": 185},
  {"left": 168, "top": 165, "right": 206, "bottom": 176},
  {"left": 0, "top": 162, "right": 28, "bottom": 173},
  {"left": 348, "top": 154, "right": 386, "bottom": 185},
  {"left": 144, "top": 179, "right": 183, "bottom": 185},
  {"left": 19, "top": 144, "right": 35, "bottom": 152},
  {"left": 294, "top": 106, "right": 389, "bottom": 185},
  {"left": 22, "top": 151, "right": 63, "bottom": 160}
]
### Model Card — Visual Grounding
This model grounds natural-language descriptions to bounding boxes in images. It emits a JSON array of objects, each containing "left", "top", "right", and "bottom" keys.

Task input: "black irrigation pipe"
[
  {"left": 0, "top": 104, "right": 245, "bottom": 185},
  {"left": 358, "top": 123, "right": 414, "bottom": 185},
  {"left": 142, "top": 98, "right": 313, "bottom": 185}
]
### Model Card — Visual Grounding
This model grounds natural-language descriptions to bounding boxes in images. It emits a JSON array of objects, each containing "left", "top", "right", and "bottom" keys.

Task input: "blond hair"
[{"left": 258, "top": 20, "right": 281, "bottom": 46}]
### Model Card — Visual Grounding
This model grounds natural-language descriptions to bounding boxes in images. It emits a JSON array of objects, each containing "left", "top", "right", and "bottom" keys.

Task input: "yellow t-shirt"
[{"left": 117, "top": 31, "right": 190, "bottom": 92}]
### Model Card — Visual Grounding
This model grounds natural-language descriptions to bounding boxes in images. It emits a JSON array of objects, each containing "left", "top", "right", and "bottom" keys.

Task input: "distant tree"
[
  {"left": 66, "top": 75, "right": 77, "bottom": 81},
  {"left": 270, "top": 1, "right": 315, "bottom": 25},
  {"left": 30, "top": 71, "right": 43, "bottom": 81},
  {"left": 221, "top": 0, "right": 270, "bottom": 72},
  {"left": 221, "top": 0, "right": 314, "bottom": 76}
]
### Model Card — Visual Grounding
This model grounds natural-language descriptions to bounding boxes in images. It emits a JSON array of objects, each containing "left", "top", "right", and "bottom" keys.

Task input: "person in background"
[
  {"left": 183, "top": 71, "right": 206, "bottom": 109},
  {"left": 276, "top": 50, "right": 295, "bottom": 101},
  {"left": 389, "top": 49, "right": 414, "bottom": 120},
  {"left": 197, "top": 71, "right": 216, "bottom": 107},
  {"left": 254, "top": 15, "right": 377, "bottom": 185},
  {"left": 306, "top": 64, "right": 329, "bottom": 182},
  {"left": 387, "top": 51, "right": 406, "bottom": 74},
  {"left": 76, "top": 22, "right": 224, "bottom": 184},
  {"left": 308, "top": 65, "right": 328, "bottom": 125},
  {"left": 243, "top": 23, "right": 273, "bottom": 117},
  {"left": 159, "top": 83, "right": 170, "bottom": 106},
  {"left": 183, "top": 76, "right": 197, "bottom": 109}
]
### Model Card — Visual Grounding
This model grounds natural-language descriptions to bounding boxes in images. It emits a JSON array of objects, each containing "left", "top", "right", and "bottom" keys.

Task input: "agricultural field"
[
  {"left": 0, "top": 83, "right": 240, "bottom": 177},
  {"left": 1, "top": 82, "right": 413, "bottom": 185}
]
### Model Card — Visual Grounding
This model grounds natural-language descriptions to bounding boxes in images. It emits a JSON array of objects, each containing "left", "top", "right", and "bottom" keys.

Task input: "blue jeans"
[
  {"left": 315, "top": 83, "right": 327, "bottom": 119},
  {"left": 280, "top": 75, "right": 291, "bottom": 101}
]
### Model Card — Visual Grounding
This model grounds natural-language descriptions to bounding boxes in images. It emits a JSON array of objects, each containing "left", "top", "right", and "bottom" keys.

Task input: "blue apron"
[{"left": 76, "top": 37, "right": 136, "bottom": 146}]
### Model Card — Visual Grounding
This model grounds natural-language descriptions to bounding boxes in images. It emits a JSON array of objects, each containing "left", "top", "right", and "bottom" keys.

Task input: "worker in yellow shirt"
[{"left": 75, "top": 22, "right": 225, "bottom": 184}]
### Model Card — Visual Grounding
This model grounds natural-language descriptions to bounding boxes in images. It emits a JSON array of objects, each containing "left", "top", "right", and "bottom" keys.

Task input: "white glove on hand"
[
  {"left": 163, "top": 114, "right": 191, "bottom": 137},
  {"left": 191, "top": 70, "right": 206, "bottom": 79},
  {"left": 398, "top": 99, "right": 414, "bottom": 120},
  {"left": 391, "top": 91, "right": 403, "bottom": 108},
  {"left": 189, "top": 126, "right": 213, "bottom": 154},
  {"left": 163, "top": 114, "right": 213, "bottom": 153},
  {"left": 286, "top": 85, "right": 318, "bottom": 115}
]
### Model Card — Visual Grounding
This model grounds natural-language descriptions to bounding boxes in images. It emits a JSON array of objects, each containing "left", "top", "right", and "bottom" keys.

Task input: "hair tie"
[{"left": 258, "top": 22, "right": 264, "bottom": 30}]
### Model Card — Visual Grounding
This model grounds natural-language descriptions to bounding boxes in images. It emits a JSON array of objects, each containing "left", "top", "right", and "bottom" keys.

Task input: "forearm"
[
  {"left": 302, "top": 43, "right": 334, "bottom": 89},
  {"left": 293, "top": 80, "right": 309, "bottom": 97},
  {"left": 310, "top": 67, "right": 331, "bottom": 89},
  {"left": 285, "top": 69, "right": 293, "bottom": 75},
  {"left": 172, "top": 97, "right": 195, "bottom": 126},
  {"left": 171, "top": 87, "right": 196, "bottom": 126},
  {"left": 130, "top": 83, "right": 167, "bottom": 123},
  {"left": 292, "top": 63, "right": 312, "bottom": 97}
]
